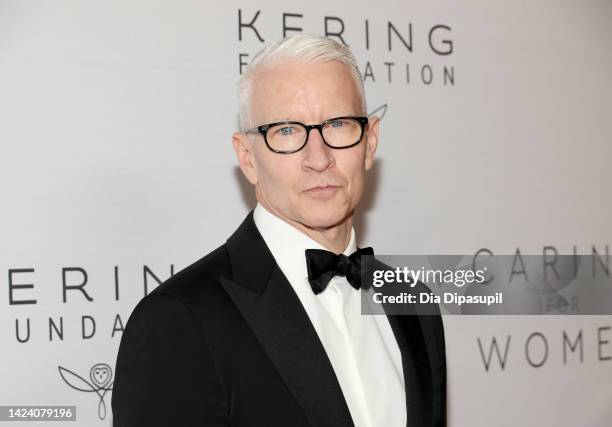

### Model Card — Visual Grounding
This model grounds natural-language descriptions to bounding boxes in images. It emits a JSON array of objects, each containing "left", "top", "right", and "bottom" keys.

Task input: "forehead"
[{"left": 249, "top": 59, "right": 363, "bottom": 124}]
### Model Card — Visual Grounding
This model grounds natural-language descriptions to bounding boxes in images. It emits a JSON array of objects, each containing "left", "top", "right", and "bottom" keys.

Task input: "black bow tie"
[{"left": 305, "top": 247, "right": 374, "bottom": 295}]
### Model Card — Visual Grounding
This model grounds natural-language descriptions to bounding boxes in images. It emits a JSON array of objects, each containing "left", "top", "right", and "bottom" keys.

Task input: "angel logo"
[
  {"left": 369, "top": 104, "right": 387, "bottom": 120},
  {"left": 58, "top": 363, "right": 114, "bottom": 420}
]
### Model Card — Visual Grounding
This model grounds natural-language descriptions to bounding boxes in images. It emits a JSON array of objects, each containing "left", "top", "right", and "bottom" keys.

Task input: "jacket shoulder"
[{"left": 150, "top": 243, "right": 232, "bottom": 303}]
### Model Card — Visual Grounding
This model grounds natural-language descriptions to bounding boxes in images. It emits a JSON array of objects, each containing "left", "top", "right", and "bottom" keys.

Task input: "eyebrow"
[{"left": 260, "top": 113, "right": 361, "bottom": 124}]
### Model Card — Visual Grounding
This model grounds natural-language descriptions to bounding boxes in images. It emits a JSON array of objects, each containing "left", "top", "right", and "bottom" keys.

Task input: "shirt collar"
[{"left": 253, "top": 203, "right": 357, "bottom": 285}]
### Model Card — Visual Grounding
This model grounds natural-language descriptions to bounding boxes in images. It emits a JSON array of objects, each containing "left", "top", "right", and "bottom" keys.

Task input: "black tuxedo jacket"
[{"left": 112, "top": 212, "right": 446, "bottom": 427}]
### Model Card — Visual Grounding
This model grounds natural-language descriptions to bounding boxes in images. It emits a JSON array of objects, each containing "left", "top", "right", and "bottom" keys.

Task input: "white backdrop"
[{"left": 1, "top": 1, "right": 611, "bottom": 426}]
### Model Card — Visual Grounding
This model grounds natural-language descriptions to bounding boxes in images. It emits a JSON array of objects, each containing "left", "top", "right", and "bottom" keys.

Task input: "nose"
[{"left": 302, "top": 127, "right": 335, "bottom": 172}]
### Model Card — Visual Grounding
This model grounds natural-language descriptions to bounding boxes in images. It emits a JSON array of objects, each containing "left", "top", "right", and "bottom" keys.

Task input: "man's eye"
[
  {"left": 329, "top": 120, "right": 345, "bottom": 128},
  {"left": 278, "top": 126, "right": 295, "bottom": 136}
]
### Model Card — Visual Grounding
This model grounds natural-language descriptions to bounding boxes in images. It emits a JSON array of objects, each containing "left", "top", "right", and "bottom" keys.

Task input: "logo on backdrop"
[
  {"left": 58, "top": 363, "right": 114, "bottom": 420},
  {"left": 369, "top": 104, "right": 387, "bottom": 120},
  {"left": 476, "top": 325, "right": 612, "bottom": 373},
  {"left": 9, "top": 264, "right": 175, "bottom": 344},
  {"left": 236, "top": 8, "right": 456, "bottom": 87}
]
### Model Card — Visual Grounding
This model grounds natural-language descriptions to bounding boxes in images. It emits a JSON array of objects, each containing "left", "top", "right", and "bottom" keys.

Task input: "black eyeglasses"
[{"left": 244, "top": 116, "right": 368, "bottom": 154}]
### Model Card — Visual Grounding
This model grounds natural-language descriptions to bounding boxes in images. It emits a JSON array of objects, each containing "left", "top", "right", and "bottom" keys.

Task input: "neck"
[{"left": 257, "top": 201, "right": 353, "bottom": 255}]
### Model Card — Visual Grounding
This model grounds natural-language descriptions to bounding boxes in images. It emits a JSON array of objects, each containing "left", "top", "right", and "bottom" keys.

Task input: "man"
[{"left": 112, "top": 34, "right": 446, "bottom": 427}]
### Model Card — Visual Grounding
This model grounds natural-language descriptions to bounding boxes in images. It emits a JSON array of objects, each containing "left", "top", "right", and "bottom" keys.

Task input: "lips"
[
  {"left": 304, "top": 185, "right": 339, "bottom": 192},
  {"left": 303, "top": 185, "right": 340, "bottom": 200}
]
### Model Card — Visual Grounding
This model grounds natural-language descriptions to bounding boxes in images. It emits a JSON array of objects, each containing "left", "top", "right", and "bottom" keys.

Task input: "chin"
[{"left": 299, "top": 204, "right": 351, "bottom": 230}]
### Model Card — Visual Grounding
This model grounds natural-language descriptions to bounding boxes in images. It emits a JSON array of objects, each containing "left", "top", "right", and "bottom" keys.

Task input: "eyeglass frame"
[{"left": 243, "top": 115, "right": 369, "bottom": 154}]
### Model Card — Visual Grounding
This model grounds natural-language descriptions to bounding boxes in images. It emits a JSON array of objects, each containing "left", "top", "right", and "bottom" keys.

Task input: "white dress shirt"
[{"left": 253, "top": 204, "right": 406, "bottom": 427}]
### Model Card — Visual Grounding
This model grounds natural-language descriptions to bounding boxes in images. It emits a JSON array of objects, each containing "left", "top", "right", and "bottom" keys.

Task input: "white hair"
[{"left": 237, "top": 34, "right": 366, "bottom": 131}]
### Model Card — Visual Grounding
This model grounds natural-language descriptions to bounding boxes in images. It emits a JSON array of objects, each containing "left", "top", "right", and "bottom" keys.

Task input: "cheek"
[
  {"left": 348, "top": 174, "right": 365, "bottom": 207},
  {"left": 339, "top": 152, "right": 367, "bottom": 194},
  {"left": 256, "top": 154, "right": 301, "bottom": 196}
]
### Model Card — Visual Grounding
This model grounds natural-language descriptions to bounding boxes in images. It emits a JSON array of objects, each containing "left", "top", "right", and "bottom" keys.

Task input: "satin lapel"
[
  {"left": 365, "top": 256, "right": 434, "bottom": 427},
  {"left": 220, "top": 212, "right": 354, "bottom": 427},
  {"left": 386, "top": 314, "right": 433, "bottom": 427}
]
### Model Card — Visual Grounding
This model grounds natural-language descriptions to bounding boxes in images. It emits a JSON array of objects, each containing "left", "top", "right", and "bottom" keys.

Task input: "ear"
[
  {"left": 364, "top": 116, "right": 380, "bottom": 171},
  {"left": 232, "top": 132, "right": 259, "bottom": 185}
]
